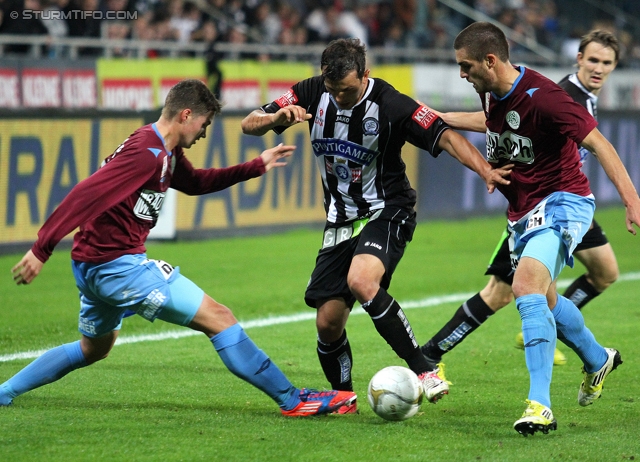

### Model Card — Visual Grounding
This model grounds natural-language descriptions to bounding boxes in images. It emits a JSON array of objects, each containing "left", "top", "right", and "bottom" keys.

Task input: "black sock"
[
  {"left": 421, "top": 292, "right": 494, "bottom": 362},
  {"left": 317, "top": 330, "right": 353, "bottom": 391},
  {"left": 362, "top": 287, "right": 431, "bottom": 374},
  {"left": 563, "top": 274, "right": 601, "bottom": 309}
]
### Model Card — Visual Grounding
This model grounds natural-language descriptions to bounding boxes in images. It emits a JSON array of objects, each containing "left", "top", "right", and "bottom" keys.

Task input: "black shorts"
[
  {"left": 484, "top": 219, "right": 609, "bottom": 285},
  {"left": 304, "top": 207, "right": 416, "bottom": 309},
  {"left": 484, "top": 227, "right": 514, "bottom": 285},
  {"left": 575, "top": 219, "right": 608, "bottom": 251}
]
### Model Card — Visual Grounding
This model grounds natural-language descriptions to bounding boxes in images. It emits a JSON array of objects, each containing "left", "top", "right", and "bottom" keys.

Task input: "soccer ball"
[{"left": 367, "top": 366, "right": 424, "bottom": 421}]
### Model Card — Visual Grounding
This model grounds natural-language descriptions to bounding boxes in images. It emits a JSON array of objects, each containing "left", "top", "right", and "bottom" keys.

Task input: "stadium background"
[
  {"left": 1, "top": 5, "right": 640, "bottom": 458},
  {"left": 1, "top": 0, "right": 639, "bottom": 251}
]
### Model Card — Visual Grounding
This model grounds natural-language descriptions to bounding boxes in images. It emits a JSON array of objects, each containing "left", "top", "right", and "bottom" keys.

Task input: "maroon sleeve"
[
  {"left": 31, "top": 149, "right": 155, "bottom": 263},
  {"left": 170, "top": 152, "right": 266, "bottom": 195}
]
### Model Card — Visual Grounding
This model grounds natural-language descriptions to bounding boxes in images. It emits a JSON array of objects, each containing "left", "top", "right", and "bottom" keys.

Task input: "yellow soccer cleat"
[
  {"left": 514, "top": 399, "right": 557, "bottom": 436},
  {"left": 435, "top": 362, "right": 452, "bottom": 385},
  {"left": 578, "top": 347, "right": 622, "bottom": 406},
  {"left": 553, "top": 348, "right": 567, "bottom": 366}
]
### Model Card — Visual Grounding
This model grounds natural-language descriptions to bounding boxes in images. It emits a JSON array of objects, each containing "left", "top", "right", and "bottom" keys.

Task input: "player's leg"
[
  {"left": 421, "top": 230, "right": 514, "bottom": 364},
  {"left": 542, "top": 201, "right": 619, "bottom": 404},
  {"left": 514, "top": 222, "right": 594, "bottom": 406},
  {"left": 565, "top": 221, "right": 618, "bottom": 309},
  {"left": 512, "top": 253, "right": 557, "bottom": 410},
  {"left": 551, "top": 286, "right": 620, "bottom": 406},
  {"left": 348, "top": 210, "right": 427, "bottom": 375},
  {"left": 511, "top": 256, "right": 558, "bottom": 435},
  {"left": 421, "top": 277, "right": 511, "bottom": 363},
  {"left": 313, "top": 298, "right": 358, "bottom": 414},
  {"left": 348, "top": 253, "right": 430, "bottom": 375},
  {"left": 305, "top": 230, "right": 357, "bottom": 394},
  {"left": 349, "top": 210, "right": 448, "bottom": 403},
  {"left": 315, "top": 299, "right": 353, "bottom": 391},
  {"left": 186, "top": 292, "right": 301, "bottom": 408},
  {"left": 0, "top": 333, "right": 118, "bottom": 406},
  {"left": 158, "top": 268, "right": 355, "bottom": 416},
  {"left": 510, "top": 223, "right": 565, "bottom": 436},
  {"left": 0, "top": 259, "right": 123, "bottom": 406},
  {"left": 348, "top": 253, "right": 448, "bottom": 403},
  {"left": 513, "top": 194, "right": 617, "bottom": 435}
]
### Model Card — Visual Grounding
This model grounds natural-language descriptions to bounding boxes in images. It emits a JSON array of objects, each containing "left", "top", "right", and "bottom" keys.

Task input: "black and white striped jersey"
[
  {"left": 558, "top": 73, "right": 598, "bottom": 164},
  {"left": 558, "top": 73, "right": 598, "bottom": 119},
  {"left": 261, "top": 76, "right": 449, "bottom": 224}
]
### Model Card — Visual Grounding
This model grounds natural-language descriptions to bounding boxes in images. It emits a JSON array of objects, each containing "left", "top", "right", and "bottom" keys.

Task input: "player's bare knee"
[
  {"left": 511, "top": 280, "right": 528, "bottom": 300},
  {"left": 316, "top": 314, "right": 345, "bottom": 342},
  {"left": 316, "top": 314, "right": 341, "bottom": 335},
  {"left": 84, "top": 350, "right": 110, "bottom": 365},
  {"left": 198, "top": 294, "right": 233, "bottom": 317},
  {"left": 492, "top": 293, "right": 513, "bottom": 310},
  {"left": 588, "top": 268, "right": 619, "bottom": 292},
  {"left": 481, "top": 277, "right": 513, "bottom": 310},
  {"left": 189, "top": 295, "right": 237, "bottom": 336},
  {"left": 81, "top": 338, "right": 115, "bottom": 364},
  {"left": 346, "top": 274, "right": 376, "bottom": 302}
]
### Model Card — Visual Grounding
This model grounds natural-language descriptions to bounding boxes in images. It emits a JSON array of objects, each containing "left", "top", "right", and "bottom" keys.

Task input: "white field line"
[{"left": 2, "top": 271, "right": 639, "bottom": 363}]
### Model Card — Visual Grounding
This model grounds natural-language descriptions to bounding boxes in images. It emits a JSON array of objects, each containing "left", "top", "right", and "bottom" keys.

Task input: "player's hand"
[
  {"left": 485, "top": 163, "right": 513, "bottom": 193},
  {"left": 260, "top": 143, "right": 295, "bottom": 171},
  {"left": 624, "top": 197, "right": 640, "bottom": 235},
  {"left": 272, "top": 106, "right": 312, "bottom": 127},
  {"left": 12, "top": 250, "right": 44, "bottom": 285}
]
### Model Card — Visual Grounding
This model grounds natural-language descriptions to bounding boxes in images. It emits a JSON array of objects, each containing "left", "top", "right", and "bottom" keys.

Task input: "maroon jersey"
[
  {"left": 32, "top": 123, "right": 265, "bottom": 263},
  {"left": 481, "top": 66, "right": 597, "bottom": 220}
]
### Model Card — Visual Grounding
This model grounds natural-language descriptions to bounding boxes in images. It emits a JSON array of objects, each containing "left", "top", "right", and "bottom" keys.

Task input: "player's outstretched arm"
[
  {"left": 440, "top": 110, "right": 487, "bottom": 132},
  {"left": 260, "top": 143, "right": 295, "bottom": 172},
  {"left": 12, "top": 250, "right": 44, "bottom": 285},
  {"left": 582, "top": 128, "right": 640, "bottom": 234},
  {"left": 438, "top": 129, "right": 512, "bottom": 193},
  {"left": 416, "top": 100, "right": 486, "bottom": 132},
  {"left": 242, "top": 107, "right": 312, "bottom": 136}
]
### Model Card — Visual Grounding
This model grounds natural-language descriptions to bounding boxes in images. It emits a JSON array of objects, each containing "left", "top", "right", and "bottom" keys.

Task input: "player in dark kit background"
[
  {"left": 241, "top": 38, "right": 512, "bottom": 411},
  {"left": 420, "top": 30, "right": 623, "bottom": 369},
  {"left": 423, "top": 22, "right": 640, "bottom": 436},
  {"left": 3, "top": 79, "right": 357, "bottom": 417}
]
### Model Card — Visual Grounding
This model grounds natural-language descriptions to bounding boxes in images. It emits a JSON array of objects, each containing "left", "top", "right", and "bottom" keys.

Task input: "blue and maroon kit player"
[
  {"left": 419, "top": 31, "right": 623, "bottom": 378},
  {"left": 440, "top": 22, "right": 640, "bottom": 436},
  {"left": 4, "top": 79, "right": 356, "bottom": 416}
]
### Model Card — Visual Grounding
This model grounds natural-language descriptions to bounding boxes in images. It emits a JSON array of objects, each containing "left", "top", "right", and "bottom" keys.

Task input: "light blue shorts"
[
  {"left": 72, "top": 254, "right": 205, "bottom": 337},
  {"left": 508, "top": 192, "right": 595, "bottom": 281}
]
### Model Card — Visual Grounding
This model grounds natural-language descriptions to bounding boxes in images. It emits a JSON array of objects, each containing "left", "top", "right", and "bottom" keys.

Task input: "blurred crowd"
[{"left": 1, "top": 0, "right": 639, "bottom": 66}]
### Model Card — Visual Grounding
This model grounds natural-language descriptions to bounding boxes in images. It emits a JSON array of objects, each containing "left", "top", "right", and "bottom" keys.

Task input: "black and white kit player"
[{"left": 242, "top": 38, "right": 509, "bottom": 406}]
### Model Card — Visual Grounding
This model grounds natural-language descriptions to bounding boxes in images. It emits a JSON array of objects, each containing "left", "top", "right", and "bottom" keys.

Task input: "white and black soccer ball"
[{"left": 367, "top": 366, "right": 424, "bottom": 421}]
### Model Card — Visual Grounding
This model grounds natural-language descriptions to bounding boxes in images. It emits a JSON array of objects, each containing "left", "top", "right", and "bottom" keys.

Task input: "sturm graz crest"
[
  {"left": 362, "top": 117, "right": 379, "bottom": 135},
  {"left": 333, "top": 162, "right": 352, "bottom": 182}
]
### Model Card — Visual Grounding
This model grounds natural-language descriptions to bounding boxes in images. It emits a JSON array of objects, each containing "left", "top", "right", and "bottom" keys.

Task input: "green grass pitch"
[{"left": 1, "top": 207, "right": 639, "bottom": 461}]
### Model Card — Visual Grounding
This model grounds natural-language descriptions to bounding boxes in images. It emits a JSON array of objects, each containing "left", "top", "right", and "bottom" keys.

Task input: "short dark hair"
[
  {"left": 454, "top": 22, "right": 510, "bottom": 62},
  {"left": 162, "top": 79, "right": 221, "bottom": 119},
  {"left": 579, "top": 30, "right": 619, "bottom": 63},
  {"left": 320, "top": 38, "right": 367, "bottom": 81}
]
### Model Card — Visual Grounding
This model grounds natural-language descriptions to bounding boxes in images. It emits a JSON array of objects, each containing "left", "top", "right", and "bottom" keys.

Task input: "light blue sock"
[
  {"left": 553, "top": 295, "right": 607, "bottom": 373},
  {"left": 211, "top": 324, "right": 298, "bottom": 409},
  {"left": 0, "top": 341, "right": 87, "bottom": 405},
  {"left": 516, "top": 294, "right": 556, "bottom": 408}
]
